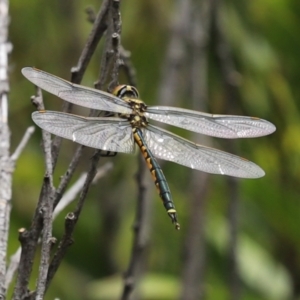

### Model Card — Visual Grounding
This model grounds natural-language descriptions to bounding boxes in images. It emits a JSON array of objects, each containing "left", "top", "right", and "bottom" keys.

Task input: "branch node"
[
  {"left": 18, "top": 228, "right": 29, "bottom": 243},
  {"left": 48, "top": 237, "right": 57, "bottom": 245},
  {"left": 85, "top": 6, "right": 96, "bottom": 23},
  {"left": 66, "top": 212, "right": 76, "bottom": 221}
]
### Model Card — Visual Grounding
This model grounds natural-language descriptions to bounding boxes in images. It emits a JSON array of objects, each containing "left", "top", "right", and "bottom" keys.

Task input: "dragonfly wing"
[
  {"left": 145, "top": 106, "right": 276, "bottom": 138},
  {"left": 32, "top": 111, "right": 135, "bottom": 153},
  {"left": 143, "top": 124, "right": 265, "bottom": 178},
  {"left": 22, "top": 67, "right": 132, "bottom": 114}
]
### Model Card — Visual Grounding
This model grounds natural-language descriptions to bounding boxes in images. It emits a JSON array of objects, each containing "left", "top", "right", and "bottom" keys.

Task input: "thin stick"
[
  {"left": 5, "top": 248, "right": 21, "bottom": 290},
  {"left": 10, "top": 126, "right": 35, "bottom": 161},
  {"left": 50, "top": 0, "right": 111, "bottom": 169},
  {"left": 54, "top": 162, "right": 113, "bottom": 218},
  {"left": 71, "top": 0, "right": 110, "bottom": 84},
  {"left": 34, "top": 85, "right": 56, "bottom": 298},
  {"left": 45, "top": 150, "right": 102, "bottom": 291},
  {"left": 35, "top": 179, "right": 55, "bottom": 299},
  {"left": 119, "top": 46, "right": 137, "bottom": 87},
  {"left": 5, "top": 163, "right": 113, "bottom": 291},
  {"left": 121, "top": 155, "right": 149, "bottom": 300},
  {"left": 13, "top": 86, "right": 55, "bottom": 299},
  {"left": 108, "top": 0, "right": 122, "bottom": 90},
  {"left": 53, "top": 145, "right": 84, "bottom": 209}
]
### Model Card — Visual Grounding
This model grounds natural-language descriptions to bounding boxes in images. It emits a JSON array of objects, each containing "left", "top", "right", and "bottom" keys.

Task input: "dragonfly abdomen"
[{"left": 133, "top": 128, "right": 180, "bottom": 230}]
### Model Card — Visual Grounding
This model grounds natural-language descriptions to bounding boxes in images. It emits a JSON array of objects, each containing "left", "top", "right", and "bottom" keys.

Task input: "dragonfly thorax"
[{"left": 129, "top": 114, "right": 148, "bottom": 128}]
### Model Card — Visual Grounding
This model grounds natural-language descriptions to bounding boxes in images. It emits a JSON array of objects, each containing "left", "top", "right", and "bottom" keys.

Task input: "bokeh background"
[{"left": 7, "top": 0, "right": 300, "bottom": 299}]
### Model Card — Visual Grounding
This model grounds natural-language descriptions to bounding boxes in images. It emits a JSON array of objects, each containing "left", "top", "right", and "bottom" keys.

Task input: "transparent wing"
[
  {"left": 22, "top": 67, "right": 132, "bottom": 114},
  {"left": 143, "top": 124, "right": 265, "bottom": 178},
  {"left": 32, "top": 111, "right": 135, "bottom": 153},
  {"left": 145, "top": 106, "right": 276, "bottom": 138}
]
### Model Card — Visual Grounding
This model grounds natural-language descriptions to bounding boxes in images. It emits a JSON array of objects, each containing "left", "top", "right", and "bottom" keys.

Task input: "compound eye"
[
  {"left": 112, "top": 85, "right": 126, "bottom": 97},
  {"left": 112, "top": 85, "right": 139, "bottom": 98},
  {"left": 130, "top": 86, "right": 139, "bottom": 98}
]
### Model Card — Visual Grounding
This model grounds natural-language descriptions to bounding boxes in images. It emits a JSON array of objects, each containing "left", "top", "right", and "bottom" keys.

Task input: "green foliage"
[{"left": 87, "top": 273, "right": 180, "bottom": 299}]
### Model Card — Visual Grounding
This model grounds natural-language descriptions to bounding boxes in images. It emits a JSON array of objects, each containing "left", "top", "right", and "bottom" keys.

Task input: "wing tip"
[{"left": 22, "top": 66, "right": 42, "bottom": 81}]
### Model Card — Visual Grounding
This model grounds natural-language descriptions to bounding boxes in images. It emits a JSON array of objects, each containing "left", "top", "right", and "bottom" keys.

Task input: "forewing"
[
  {"left": 143, "top": 124, "right": 265, "bottom": 178},
  {"left": 22, "top": 67, "right": 132, "bottom": 114},
  {"left": 145, "top": 106, "right": 276, "bottom": 138},
  {"left": 32, "top": 111, "right": 135, "bottom": 153}
]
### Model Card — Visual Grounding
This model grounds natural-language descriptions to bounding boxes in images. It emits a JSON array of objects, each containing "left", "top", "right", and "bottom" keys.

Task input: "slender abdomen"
[{"left": 133, "top": 128, "right": 180, "bottom": 230}]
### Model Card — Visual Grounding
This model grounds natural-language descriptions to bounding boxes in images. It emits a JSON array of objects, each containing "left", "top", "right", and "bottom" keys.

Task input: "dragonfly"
[{"left": 22, "top": 67, "right": 276, "bottom": 230}]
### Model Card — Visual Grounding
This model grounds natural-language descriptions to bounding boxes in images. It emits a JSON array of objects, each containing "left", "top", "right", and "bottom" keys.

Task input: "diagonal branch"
[
  {"left": 5, "top": 163, "right": 113, "bottom": 292},
  {"left": 44, "top": 150, "right": 103, "bottom": 293},
  {"left": 71, "top": 0, "right": 110, "bottom": 84},
  {"left": 10, "top": 126, "right": 35, "bottom": 162}
]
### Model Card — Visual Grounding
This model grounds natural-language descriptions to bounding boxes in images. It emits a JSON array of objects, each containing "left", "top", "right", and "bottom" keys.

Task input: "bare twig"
[
  {"left": 13, "top": 175, "right": 49, "bottom": 298},
  {"left": 10, "top": 126, "right": 35, "bottom": 161},
  {"left": 54, "top": 162, "right": 113, "bottom": 218},
  {"left": 69, "top": 144, "right": 102, "bottom": 217},
  {"left": 95, "top": 0, "right": 121, "bottom": 92},
  {"left": 43, "top": 212, "right": 75, "bottom": 294},
  {"left": 119, "top": 46, "right": 137, "bottom": 87},
  {"left": 5, "top": 163, "right": 113, "bottom": 291},
  {"left": 35, "top": 179, "right": 55, "bottom": 300},
  {"left": 26, "top": 161, "right": 112, "bottom": 299},
  {"left": 43, "top": 2, "right": 119, "bottom": 294},
  {"left": 0, "top": 0, "right": 14, "bottom": 296},
  {"left": 31, "top": 86, "right": 54, "bottom": 173},
  {"left": 31, "top": 85, "right": 45, "bottom": 110},
  {"left": 71, "top": 0, "right": 110, "bottom": 83},
  {"left": 53, "top": 145, "right": 84, "bottom": 209},
  {"left": 49, "top": 0, "right": 111, "bottom": 172},
  {"left": 5, "top": 248, "right": 21, "bottom": 290},
  {"left": 45, "top": 150, "right": 102, "bottom": 292},
  {"left": 121, "top": 155, "right": 150, "bottom": 300},
  {"left": 52, "top": 0, "right": 112, "bottom": 208},
  {"left": 108, "top": 0, "right": 122, "bottom": 90},
  {"left": 96, "top": 34, "right": 114, "bottom": 91},
  {"left": 30, "top": 87, "right": 56, "bottom": 300},
  {"left": 85, "top": 6, "right": 97, "bottom": 23}
]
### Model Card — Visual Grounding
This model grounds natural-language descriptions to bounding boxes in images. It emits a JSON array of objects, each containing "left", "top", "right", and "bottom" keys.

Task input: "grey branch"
[
  {"left": 0, "top": 0, "right": 13, "bottom": 296},
  {"left": 10, "top": 126, "right": 35, "bottom": 161},
  {"left": 5, "top": 162, "right": 113, "bottom": 291}
]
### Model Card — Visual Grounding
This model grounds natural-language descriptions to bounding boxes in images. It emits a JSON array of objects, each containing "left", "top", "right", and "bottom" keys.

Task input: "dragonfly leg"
[{"left": 100, "top": 151, "right": 117, "bottom": 157}]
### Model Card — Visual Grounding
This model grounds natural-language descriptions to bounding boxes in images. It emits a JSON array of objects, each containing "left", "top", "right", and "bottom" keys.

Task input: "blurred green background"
[{"left": 7, "top": 0, "right": 300, "bottom": 299}]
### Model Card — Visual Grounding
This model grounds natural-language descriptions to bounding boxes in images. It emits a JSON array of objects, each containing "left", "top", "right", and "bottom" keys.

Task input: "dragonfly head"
[{"left": 113, "top": 85, "right": 139, "bottom": 99}]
